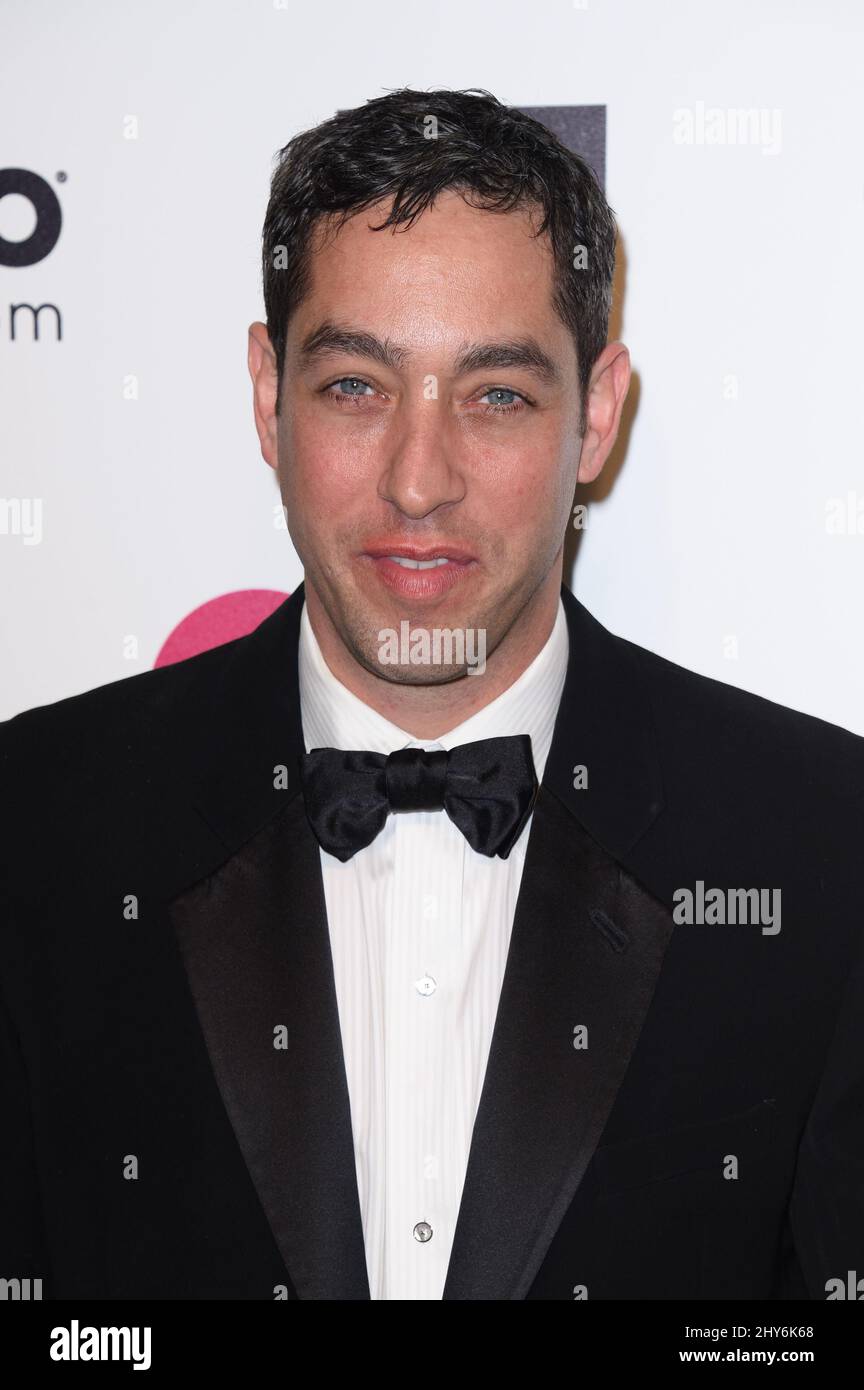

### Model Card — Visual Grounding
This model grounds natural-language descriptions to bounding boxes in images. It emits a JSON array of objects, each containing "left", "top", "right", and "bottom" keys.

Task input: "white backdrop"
[{"left": 2, "top": 0, "right": 862, "bottom": 734}]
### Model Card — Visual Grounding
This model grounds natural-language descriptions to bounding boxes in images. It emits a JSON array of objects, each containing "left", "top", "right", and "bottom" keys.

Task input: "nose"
[{"left": 377, "top": 400, "right": 466, "bottom": 520}]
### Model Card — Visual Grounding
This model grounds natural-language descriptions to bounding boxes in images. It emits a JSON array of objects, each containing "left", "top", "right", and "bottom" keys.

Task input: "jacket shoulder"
[
  {"left": 0, "top": 637, "right": 246, "bottom": 817},
  {"left": 624, "top": 634, "right": 864, "bottom": 806}
]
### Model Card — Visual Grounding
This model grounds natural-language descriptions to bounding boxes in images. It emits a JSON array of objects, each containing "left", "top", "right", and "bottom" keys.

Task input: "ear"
[
  {"left": 576, "top": 342, "right": 631, "bottom": 485},
  {"left": 247, "top": 321, "right": 280, "bottom": 471}
]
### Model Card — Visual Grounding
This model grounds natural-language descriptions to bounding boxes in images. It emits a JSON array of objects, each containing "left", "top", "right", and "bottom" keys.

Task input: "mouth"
[
  {"left": 359, "top": 544, "right": 478, "bottom": 600},
  {"left": 384, "top": 555, "right": 452, "bottom": 570}
]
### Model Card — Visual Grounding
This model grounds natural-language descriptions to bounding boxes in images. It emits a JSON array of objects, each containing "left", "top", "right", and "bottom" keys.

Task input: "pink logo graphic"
[{"left": 155, "top": 589, "right": 289, "bottom": 668}]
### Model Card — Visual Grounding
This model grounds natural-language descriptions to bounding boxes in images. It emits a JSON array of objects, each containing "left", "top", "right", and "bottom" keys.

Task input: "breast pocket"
[{"left": 589, "top": 1097, "right": 778, "bottom": 1197}]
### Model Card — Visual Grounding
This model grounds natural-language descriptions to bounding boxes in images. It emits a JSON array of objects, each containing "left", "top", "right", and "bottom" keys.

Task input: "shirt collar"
[{"left": 298, "top": 595, "right": 569, "bottom": 782}]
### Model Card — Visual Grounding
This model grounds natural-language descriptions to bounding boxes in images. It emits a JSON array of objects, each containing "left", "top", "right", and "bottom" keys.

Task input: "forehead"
[{"left": 292, "top": 189, "right": 567, "bottom": 351}]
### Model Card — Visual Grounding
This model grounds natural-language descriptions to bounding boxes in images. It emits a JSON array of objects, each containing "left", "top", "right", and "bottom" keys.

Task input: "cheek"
[
  {"left": 472, "top": 428, "right": 571, "bottom": 516},
  {"left": 281, "top": 410, "right": 374, "bottom": 507}
]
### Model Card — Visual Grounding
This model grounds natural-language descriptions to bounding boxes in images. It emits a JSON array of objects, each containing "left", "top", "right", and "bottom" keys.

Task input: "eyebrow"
[{"left": 296, "top": 321, "right": 562, "bottom": 386}]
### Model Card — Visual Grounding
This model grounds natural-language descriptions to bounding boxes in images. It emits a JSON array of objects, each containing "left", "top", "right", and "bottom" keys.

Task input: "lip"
[
  {"left": 359, "top": 543, "right": 477, "bottom": 601},
  {"left": 362, "top": 543, "right": 477, "bottom": 564}
]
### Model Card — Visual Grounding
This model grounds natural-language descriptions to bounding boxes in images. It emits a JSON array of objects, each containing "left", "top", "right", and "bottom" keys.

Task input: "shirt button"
[
  {"left": 414, "top": 974, "right": 437, "bottom": 996},
  {"left": 413, "top": 1221, "right": 433, "bottom": 1243}
]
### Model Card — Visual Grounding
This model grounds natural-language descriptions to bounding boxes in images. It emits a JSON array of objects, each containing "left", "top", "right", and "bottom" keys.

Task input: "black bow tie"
[{"left": 299, "top": 735, "right": 538, "bottom": 862}]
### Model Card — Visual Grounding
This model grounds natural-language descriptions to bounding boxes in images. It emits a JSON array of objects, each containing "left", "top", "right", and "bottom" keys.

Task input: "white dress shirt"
[{"left": 298, "top": 596, "right": 569, "bottom": 1300}]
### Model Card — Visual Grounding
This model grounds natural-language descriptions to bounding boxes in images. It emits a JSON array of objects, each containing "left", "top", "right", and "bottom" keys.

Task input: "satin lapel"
[
  {"left": 168, "top": 787, "right": 371, "bottom": 1301},
  {"left": 442, "top": 783, "right": 675, "bottom": 1300}
]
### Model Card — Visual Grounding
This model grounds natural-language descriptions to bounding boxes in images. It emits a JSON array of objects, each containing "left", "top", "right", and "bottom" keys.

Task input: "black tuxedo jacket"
[{"left": 2, "top": 582, "right": 863, "bottom": 1300}]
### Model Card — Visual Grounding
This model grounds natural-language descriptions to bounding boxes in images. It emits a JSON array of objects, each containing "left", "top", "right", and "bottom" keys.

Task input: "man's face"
[{"left": 270, "top": 190, "right": 586, "bottom": 683}]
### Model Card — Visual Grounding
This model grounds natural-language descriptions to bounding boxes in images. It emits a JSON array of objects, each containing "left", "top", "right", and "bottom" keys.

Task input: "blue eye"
[
  {"left": 479, "top": 387, "right": 527, "bottom": 415},
  {"left": 327, "top": 377, "right": 375, "bottom": 402}
]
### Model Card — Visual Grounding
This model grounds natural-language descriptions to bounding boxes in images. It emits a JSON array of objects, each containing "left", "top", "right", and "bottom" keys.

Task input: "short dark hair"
[{"left": 261, "top": 87, "right": 617, "bottom": 417}]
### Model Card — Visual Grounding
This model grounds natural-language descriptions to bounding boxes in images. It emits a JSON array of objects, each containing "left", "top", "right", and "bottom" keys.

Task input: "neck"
[{"left": 304, "top": 566, "right": 563, "bottom": 739}]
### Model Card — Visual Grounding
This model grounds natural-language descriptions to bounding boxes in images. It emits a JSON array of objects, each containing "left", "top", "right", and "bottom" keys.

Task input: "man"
[{"left": 1, "top": 88, "right": 862, "bottom": 1302}]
